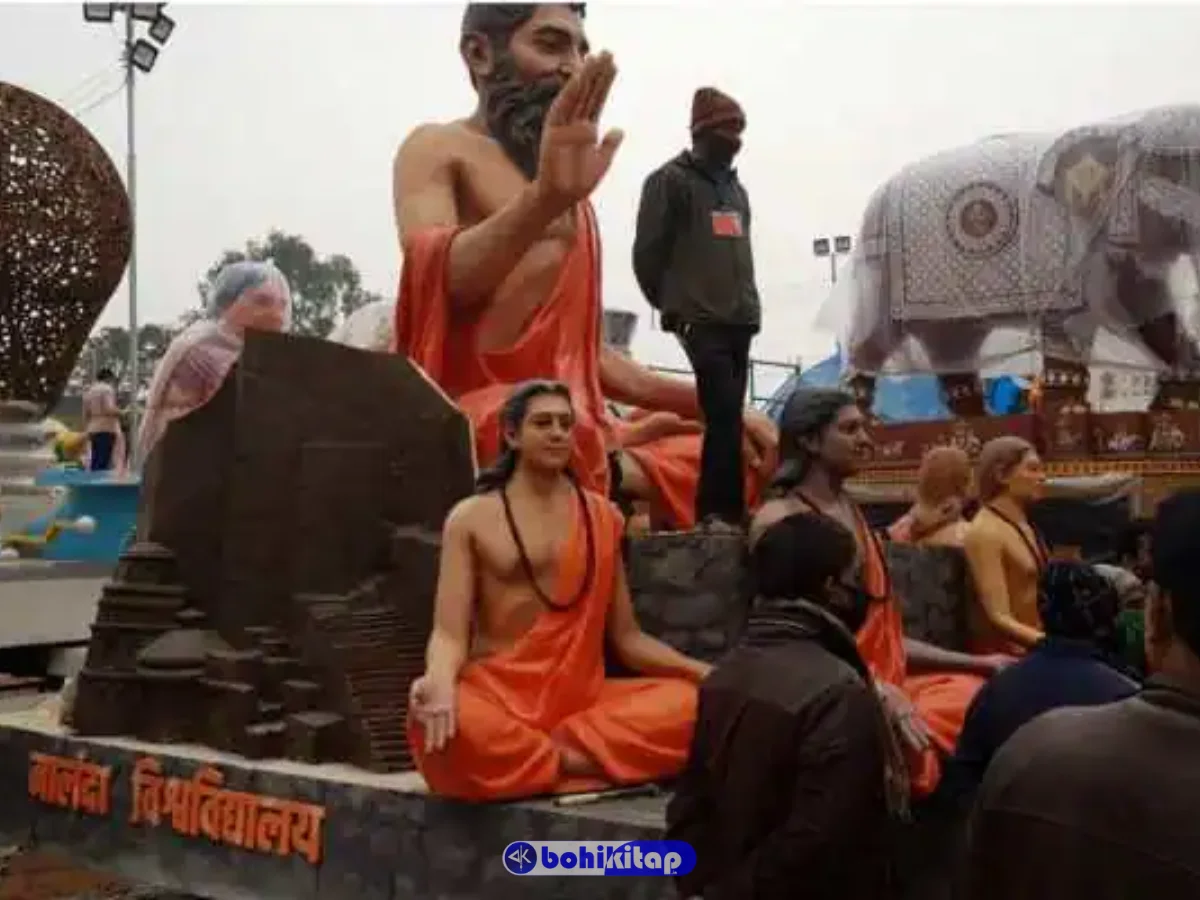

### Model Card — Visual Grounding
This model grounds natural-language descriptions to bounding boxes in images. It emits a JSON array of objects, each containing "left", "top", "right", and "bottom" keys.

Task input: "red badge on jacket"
[{"left": 710, "top": 210, "right": 744, "bottom": 238}]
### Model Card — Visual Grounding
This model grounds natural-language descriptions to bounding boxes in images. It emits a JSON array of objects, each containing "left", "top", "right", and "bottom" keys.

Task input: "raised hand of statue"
[
  {"left": 533, "top": 51, "right": 624, "bottom": 215},
  {"left": 409, "top": 672, "right": 457, "bottom": 753}
]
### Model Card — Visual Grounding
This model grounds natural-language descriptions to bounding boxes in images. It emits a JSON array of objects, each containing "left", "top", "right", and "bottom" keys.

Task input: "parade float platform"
[{"left": 0, "top": 707, "right": 675, "bottom": 900}]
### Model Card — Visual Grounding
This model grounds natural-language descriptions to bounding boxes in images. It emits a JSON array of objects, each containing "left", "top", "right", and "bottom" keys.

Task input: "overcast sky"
[{"left": 5, "top": 2, "right": 1200, "bottom": 395}]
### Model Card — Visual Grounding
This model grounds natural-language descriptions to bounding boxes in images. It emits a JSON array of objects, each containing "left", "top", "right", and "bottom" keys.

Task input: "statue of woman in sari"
[{"left": 136, "top": 261, "right": 292, "bottom": 464}]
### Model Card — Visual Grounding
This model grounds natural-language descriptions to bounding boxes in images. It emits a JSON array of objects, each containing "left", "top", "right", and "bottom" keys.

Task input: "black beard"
[{"left": 481, "top": 53, "right": 564, "bottom": 181}]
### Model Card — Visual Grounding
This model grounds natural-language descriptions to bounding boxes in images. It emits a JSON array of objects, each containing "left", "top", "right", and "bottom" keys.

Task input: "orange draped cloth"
[
  {"left": 854, "top": 512, "right": 986, "bottom": 797},
  {"left": 394, "top": 208, "right": 613, "bottom": 492},
  {"left": 408, "top": 489, "right": 698, "bottom": 801},
  {"left": 622, "top": 431, "right": 764, "bottom": 531},
  {"left": 392, "top": 208, "right": 758, "bottom": 529}
]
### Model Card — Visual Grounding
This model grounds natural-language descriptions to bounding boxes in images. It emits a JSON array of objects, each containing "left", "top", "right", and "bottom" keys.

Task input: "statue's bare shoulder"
[
  {"left": 392, "top": 119, "right": 481, "bottom": 238},
  {"left": 963, "top": 508, "right": 1004, "bottom": 547},
  {"left": 442, "top": 491, "right": 503, "bottom": 542}
]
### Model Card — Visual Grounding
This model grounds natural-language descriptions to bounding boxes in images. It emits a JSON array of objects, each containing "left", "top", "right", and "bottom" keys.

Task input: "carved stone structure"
[
  {"left": 71, "top": 332, "right": 475, "bottom": 772},
  {"left": 887, "top": 543, "right": 972, "bottom": 651}
]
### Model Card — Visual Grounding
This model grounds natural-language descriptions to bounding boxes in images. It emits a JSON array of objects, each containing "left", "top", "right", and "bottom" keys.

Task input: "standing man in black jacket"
[{"left": 633, "top": 86, "right": 762, "bottom": 530}]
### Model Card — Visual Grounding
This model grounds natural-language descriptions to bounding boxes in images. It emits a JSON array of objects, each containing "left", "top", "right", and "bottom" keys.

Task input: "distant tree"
[
  {"left": 71, "top": 323, "right": 176, "bottom": 396},
  {"left": 195, "top": 231, "right": 383, "bottom": 338}
]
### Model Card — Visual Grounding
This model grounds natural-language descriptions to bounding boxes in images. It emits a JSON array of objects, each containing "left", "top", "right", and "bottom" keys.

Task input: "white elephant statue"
[{"left": 842, "top": 104, "right": 1200, "bottom": 416}]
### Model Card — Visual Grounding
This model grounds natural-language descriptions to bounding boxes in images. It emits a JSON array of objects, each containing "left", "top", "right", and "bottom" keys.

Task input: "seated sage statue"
[
  {"left": 963, "top": 436, "right": 1049, "bottom": 655},
  {"left": 407, "top": 380, "right": 709, "bottom": 801}
]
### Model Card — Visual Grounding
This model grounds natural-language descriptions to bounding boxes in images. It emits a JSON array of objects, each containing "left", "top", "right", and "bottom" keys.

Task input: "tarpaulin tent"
[{"left": 760, "top": 350, "right": 1029, "bottom": 423}]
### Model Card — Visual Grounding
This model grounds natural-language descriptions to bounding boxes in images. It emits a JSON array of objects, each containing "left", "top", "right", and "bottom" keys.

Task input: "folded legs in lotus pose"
[
  {"left": 749, "top": 387, "right": 1010, "bottom": 798},
  {"left": 408, "top": 381, "right": 711, "bottom": 801}
]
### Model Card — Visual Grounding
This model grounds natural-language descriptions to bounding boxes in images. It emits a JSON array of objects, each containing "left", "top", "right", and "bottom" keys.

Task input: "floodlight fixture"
[
  {"left": 813, "top": 238, "right": 831, "bottom": 257},
  {"left": 83, "top": 3, "right": 115, "bottom": 23},
  {"left": 834, "top": 235, "right": 853, "bottom": 254},
  {"left": 129, "top": 3, "right": 162, "bottom": 23},
  {"left": 148, "top": 12, "right": 174, "bottom": 44},
  {"left": 129, "top": 38, "right": 158, "bottom": 73}
]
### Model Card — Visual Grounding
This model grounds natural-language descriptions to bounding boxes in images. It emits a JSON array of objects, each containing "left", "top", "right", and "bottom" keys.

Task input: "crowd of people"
[{"left": 667, "top": 388, "right": 1187, "bottom": 899}]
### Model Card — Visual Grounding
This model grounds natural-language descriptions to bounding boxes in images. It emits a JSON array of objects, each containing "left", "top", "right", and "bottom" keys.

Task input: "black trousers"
[
  {"left": 678, "top": 323, "right": 754, "bottom": 525},
  {"left": 88, "top": 431, "right": 116, "bottom": 471}
]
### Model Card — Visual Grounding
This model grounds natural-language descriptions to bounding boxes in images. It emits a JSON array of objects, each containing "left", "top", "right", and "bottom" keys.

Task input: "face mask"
[{"left": 697, "top": 133, "right": 741, "bottom": 166}]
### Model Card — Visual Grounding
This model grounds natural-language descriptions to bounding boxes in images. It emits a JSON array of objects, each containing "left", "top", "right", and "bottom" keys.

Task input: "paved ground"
[{"left": 0, "top": 847, "right": 203, "bottom": 900}]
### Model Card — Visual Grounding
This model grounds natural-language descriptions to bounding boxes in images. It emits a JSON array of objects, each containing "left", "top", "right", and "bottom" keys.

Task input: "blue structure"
[
  {"left": 21, "top": 469, "right": 140, "bottom": 563},
  {"left": 761, "top": 350, "right": 1029, "bottom": 423}
]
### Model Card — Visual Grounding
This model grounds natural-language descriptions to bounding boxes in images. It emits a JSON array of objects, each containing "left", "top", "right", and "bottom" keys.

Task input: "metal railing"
[{"left": 647, "top": 357, "right": 802, "bottom": 406}]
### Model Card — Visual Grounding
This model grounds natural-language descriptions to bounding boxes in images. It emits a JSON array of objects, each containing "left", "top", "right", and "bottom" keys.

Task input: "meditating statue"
[
  {"left": 750, "top": 388, "right": 1004, "bottom": 798},
  {"left": 887, "top": 445, "right": 973, "bottom": 548},
  {"left": 136, "top": 261, "right": 292, "bottom": 463},
  {"left": 963, "top": 436, "right": 1049, "bottom": 654},
  {"left": 389, "top": 3, "right": 776, "bottom": 531},
  {"left": 407, "top": 380, "right": 709, "bottom": 801}
]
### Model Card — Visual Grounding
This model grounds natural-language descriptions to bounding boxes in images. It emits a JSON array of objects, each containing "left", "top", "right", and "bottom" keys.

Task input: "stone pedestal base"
[
  {"left": 626, "top": 530, "right": 749, "bottom": 663},
  {"left": 0, "top": 712, "right": 674, "bottom": 900}
]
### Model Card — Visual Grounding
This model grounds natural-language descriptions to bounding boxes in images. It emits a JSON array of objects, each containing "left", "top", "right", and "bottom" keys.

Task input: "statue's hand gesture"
[{"left": 534, "top": 52, "right": 624, "bottom": 214}]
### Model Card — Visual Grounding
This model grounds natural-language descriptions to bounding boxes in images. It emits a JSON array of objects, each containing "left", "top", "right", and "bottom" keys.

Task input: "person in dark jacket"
[
  {"left": 632, "top": 86, "right": 761, "bottom": 531},
  {"left": 961, "top": 489, "right": 1200, "bottom": 900},
  {"left": 943, "top": 560, "right": 1139, "bottom": 806},
  {"left": 666, "top": 511, "right": 905, "bottom": 899}
]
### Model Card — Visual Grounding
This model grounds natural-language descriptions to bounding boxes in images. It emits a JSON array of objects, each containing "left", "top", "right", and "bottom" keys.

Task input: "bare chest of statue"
[
  {"left": 470, "top": 493, "right": 575, "bottom": 653},
  {"left": 997, "top": 524, "right": 1041, "bottom": 625},
  {"left": 455, "top": 132, "right": 580, "bottom": 351}
]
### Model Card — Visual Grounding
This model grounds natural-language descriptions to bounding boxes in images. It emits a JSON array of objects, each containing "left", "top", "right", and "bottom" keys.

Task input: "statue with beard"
[{"left": 390, "top": 3, "right": 778, "bottom": 531}]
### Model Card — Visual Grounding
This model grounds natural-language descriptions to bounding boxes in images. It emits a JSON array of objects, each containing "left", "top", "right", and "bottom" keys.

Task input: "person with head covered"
[
  {"left": 135, "top": 260, "right": 292, "bottom": 464},
  {"left": 944, "top": 560, "right": 1138, "bottom": 805}
]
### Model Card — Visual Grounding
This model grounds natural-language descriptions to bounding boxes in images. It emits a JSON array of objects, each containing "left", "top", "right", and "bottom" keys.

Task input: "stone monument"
[{"left": 71, "top": 332, "right": 476, "bottom": 772}]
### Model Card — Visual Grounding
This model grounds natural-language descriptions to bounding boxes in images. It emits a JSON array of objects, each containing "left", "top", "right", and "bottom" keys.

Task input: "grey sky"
[{"left": 4, "top": 2, "right": 1199, "bottom": 392}]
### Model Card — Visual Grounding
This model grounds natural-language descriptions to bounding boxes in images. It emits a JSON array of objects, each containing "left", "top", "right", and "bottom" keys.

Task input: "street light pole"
[
  {"left": 83, "top": 2, "right": 175, "bottom": 469},
  {"left": 812, "top": 234, "right": 853, "bottom": 285},
  {"left": 124, "top": 8, "right": 140, "bottom": 460}
]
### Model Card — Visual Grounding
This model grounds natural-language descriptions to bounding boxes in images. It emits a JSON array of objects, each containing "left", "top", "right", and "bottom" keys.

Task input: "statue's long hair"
[
  {"left": 767, "top": 387, "right": 857, "bottom": 498},
  {"left": 475, "top": 379, "right": 576, "bottom": 493}
]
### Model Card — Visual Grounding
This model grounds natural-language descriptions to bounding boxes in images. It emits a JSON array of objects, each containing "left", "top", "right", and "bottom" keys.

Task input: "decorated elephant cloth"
[
  {"left": 136, "top": 261, "right": 292, "bottom": 464},
  {"left": 838, "top": 105, "right": 1200, "bottom": 380},
  {"left": 1023, "top": 104, "right": 1200, "bottom": 368},
  {"left": 840, "top": 133, "right": 1076, "bottom": 376}
]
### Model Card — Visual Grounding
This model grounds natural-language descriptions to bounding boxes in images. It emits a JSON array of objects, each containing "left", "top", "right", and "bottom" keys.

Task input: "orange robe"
[
  {"left": 394, "top": 210, "right": 612, "bottom": 492},
  {"left": 855, "top": 511, "right": 986, "bottom": 797},
  {"left": 391, "top": 208, "right": 758, "bottom": 529},
  {"left": 408, "top": 488, "right": 698, "bottom": 801},
  {"left": 622, "top": 431, "right": 764, "bottom": 531}
]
